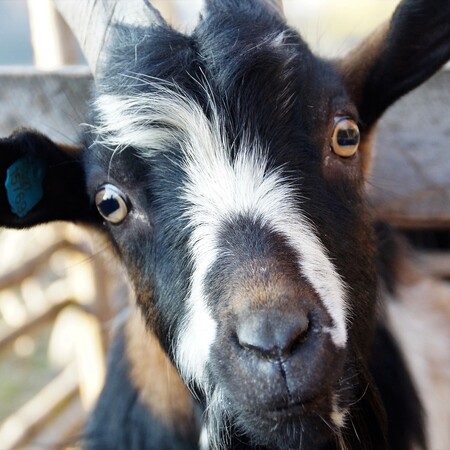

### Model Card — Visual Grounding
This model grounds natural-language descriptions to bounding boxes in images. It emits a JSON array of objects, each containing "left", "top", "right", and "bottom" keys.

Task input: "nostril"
[
  {"left": 236, "top": 310, "right": 310, "bottom": 359},
  {"left": 285, "top": 315, "right": 309, "bottom": 356}
]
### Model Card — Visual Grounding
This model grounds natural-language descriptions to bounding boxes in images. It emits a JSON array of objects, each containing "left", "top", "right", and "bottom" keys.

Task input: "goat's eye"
[
  {"left": 331, "top": 118, "right": 360, "bottom": 157},
  {"left": 95, "top": 184, "right": 129, "bottom": 224}
]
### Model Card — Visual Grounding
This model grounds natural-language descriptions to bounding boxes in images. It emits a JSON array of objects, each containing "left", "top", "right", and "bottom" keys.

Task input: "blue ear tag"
[{"left": 5, "top": 155, "right": 46, "bottom": 218}]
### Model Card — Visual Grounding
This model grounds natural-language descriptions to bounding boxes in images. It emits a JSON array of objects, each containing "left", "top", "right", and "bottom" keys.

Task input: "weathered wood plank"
[
  {"left": 0, "top": 300, "right": 85, "bottom": 353},
  {"left": 0, "top": 364, "right": 79, "bottom": 449},
  {"left": 371, "top": 69, "right": 450, "bottom": 228},
  {"left": 0, "top": 66, "right": 91, "bottom": 144},
  {"left": 0, "top": 67, "right": 448, "bottom": 228}
]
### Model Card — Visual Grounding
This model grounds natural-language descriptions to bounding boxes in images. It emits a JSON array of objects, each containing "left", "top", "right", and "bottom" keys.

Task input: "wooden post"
[{"left": 26, "top": 0, "right": 80, "bottom": 68}]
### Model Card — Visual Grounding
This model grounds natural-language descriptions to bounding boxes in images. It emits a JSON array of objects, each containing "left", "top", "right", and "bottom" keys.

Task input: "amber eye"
[
  {"left": 330, "top": 118, "right": 360, "bottom": 157},
  {"left": 95, "top": 184, "right": 129, "bottom": 224}
]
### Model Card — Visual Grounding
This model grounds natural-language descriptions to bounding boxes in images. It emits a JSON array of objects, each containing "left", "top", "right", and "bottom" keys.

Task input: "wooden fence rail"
[{"left": 0, "top": 230, "right": 110, "bottom": 449}]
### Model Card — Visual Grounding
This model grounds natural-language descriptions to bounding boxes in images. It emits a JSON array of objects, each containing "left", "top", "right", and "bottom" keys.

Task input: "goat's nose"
[{"left": 236, "top": 310, "right": 309, "bottom": 359}]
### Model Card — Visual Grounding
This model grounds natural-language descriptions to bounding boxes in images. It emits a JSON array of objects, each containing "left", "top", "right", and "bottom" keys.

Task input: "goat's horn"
[{"left": 52, "top": 0, "right": 164, "bottom": 77}]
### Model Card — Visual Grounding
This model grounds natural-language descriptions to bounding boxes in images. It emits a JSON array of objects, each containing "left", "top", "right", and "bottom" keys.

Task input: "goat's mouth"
[
  {"left": 230, "top": 395, "right": 339, "bottom": 450},
  {"left": 248, "top": 389, "right": 334, "bottom": 423},
  {"left": 262, "top": 398, "right": 325, "bottom": 419}
]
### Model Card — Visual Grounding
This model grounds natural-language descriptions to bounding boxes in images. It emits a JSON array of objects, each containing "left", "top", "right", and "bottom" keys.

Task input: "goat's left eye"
[
  {"left": 331, "top": 118, "right": 360, "bottom": 157},
  {"left": 95, "top": 184, "right": 129, "bottom": 224}
]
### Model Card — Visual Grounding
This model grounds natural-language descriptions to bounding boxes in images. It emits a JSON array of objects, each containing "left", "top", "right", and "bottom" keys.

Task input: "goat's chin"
[
  {"left": 204, "top": 387, "right": 339, "bottom": 450},
  {"left": 237, "top": 412, "right": 334, "bottom": 450},
  {"left": 233, "top": 401, "right": 337, "bottom": 450}
]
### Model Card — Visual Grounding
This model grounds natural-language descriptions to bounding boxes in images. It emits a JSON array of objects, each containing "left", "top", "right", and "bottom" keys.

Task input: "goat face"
[
  {"left": 1, "top": 0, "right": 449, "bottom": 448},
  {"left": 87, "top": 6, "right": 379, "bottom": 449}
]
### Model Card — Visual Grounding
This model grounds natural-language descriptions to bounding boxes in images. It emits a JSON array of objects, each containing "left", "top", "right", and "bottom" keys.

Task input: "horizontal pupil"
[
  {"left": 337, "top": 128, "right": 358, "bottom": 146},
  {"left": 99, "top": 198, "right": 120, "bottom": 216}
]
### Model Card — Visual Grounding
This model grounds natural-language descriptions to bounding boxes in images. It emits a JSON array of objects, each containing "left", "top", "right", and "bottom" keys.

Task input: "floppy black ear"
[
  {"left": 0, "top": 130, "right": 100, "bottom": 228},
  {"left": 339, "top": 0, "right": 450, "bottom": 126}
]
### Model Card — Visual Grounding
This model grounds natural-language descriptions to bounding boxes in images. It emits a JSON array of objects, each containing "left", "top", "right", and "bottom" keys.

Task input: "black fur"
[
  {"left": 370, "top": 325, "right": 426, "bottom": 450},
  {"left": 375, "top": 222, "right": 403, "bottom": 294},
  {"left": 85, "top": 330, "right": 199, "bottom": 450}
]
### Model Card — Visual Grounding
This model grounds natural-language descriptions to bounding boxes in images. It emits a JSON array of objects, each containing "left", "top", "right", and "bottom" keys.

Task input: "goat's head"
[{"left": 1, "top": 1, "right": 449, "bottom": 448}]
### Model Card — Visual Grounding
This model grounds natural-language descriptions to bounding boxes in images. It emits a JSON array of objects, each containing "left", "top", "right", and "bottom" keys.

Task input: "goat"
[{"left": 1, "top": 0, "right": 449, "bottom": 449}]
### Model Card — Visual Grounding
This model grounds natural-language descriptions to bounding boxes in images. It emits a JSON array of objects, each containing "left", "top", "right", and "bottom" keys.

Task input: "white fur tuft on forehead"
[{"left": 93, "top": 78, "right": 223, "bottom": 157}]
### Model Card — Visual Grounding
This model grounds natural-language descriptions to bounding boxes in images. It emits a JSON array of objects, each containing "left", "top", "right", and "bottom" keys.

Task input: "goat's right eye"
[
  {"left": 95, "top": 184, "right": 129, "bottom": 224},
  {"left": 331, "top": 118, "right": 360, "bottom": 158}
]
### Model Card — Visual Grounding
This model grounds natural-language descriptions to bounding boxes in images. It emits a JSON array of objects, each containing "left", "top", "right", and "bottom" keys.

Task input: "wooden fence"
[{"left": 0, "top": 225, "right": 115, "bottom": 449}]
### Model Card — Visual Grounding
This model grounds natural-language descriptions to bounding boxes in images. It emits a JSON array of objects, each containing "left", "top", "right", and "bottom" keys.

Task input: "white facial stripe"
[
  {"left": 94, "top": 85, "right": 348, "bottom": 388},
  {"left": 176, "top": 224, "right": 218, "bottom": 385},
  {"left": 181, "top": 140, "right": 348, "bottom": 352}
]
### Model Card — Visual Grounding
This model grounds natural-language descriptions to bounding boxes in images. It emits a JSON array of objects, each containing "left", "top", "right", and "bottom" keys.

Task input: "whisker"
[{"left": 348, "top": 383, "right": 370, "bottom": 408}]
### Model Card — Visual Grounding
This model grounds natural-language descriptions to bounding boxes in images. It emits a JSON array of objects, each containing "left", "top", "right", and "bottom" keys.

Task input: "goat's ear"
[
  {"left": 338, "top": 0, "right": 450, "bottom": 127},
  {"left": 0, "top": 130, "right": 100, "bottom": 229}
]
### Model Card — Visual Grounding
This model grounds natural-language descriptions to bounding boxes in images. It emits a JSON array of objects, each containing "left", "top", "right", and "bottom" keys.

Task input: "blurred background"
[
  {"left": 0, "top": 0, "right": 401, "bottom": 65},
  {"left": 0, "top": 1, "right": 448, "bottom": 449}
]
